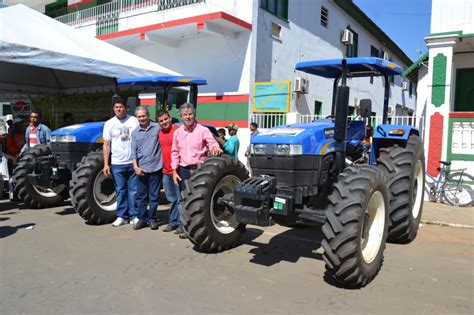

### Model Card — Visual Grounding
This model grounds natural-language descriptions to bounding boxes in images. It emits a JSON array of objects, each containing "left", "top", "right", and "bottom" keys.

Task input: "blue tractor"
[
  {"left": 180, "top": 58, "right": 425, "bottom": 288},
  {"left": 12, "top": 76, "right": 208, "bottom": 224}
]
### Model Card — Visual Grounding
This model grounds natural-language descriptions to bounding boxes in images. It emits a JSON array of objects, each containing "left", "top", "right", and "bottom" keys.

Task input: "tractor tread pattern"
[
  {"left": 180, "top": 155, "right": 249, "bottom": 253},
  {"left": 12, "top": 144, "right": 65, "bottom": 208},
  {"left": 322, "top": 165, "right": 389, "bottom": 288},
  {"left": 377, "top": 135, "right": 425, "bottom": 243},
  {"left": 70, "top": 149, "right": 114, "bottom": 225}
]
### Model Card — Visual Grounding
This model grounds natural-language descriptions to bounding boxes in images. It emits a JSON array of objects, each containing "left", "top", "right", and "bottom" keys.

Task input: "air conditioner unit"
[
  {"left": 294, "top": 77, "right": 309, "bottom": 93},
  {"left": 387, "top": 105, "right": 394, "bottom": 116},
  {"left": 383, "top": 51, "right": 390, "bottom": 60},
  {"left": 401, "top": 81, "right": 408, "bottom": 90},
  {"left": 341, "top": 29, "right": 354, "bottom": 45}
]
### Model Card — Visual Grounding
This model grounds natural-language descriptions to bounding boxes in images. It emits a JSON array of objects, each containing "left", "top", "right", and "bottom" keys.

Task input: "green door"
[{"left": 454, "top": 68, "right": 474, "bottom": 111}]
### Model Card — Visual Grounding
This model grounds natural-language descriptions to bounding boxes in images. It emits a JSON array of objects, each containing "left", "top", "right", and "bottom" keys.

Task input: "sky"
[{"left": 354, "top": 0, "right": 432, "bottom": 63}]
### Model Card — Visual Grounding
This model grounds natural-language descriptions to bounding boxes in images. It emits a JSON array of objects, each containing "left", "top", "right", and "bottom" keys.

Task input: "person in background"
[
  {"left": 130, "top": 106, "right": 162, "bottom": 230},
  {"left": 217, "top": 128, "right": 226, "bottom": 142},
  {"left": 157, "top": 110, "right": 181, "bottom": 233},
  {"left": 62, "top": 112, "right": 74, "bottom": 127},
  {"left": 6, "top": 118, "right": 25, "bottom": 157},
  {"left": 20, "top": 109, "right": 51, "bottom": 156},
  {"left": 171, "top": 103, "right": 223, "bottom": 237},
  {"left": 223, "top": 123, "right": 240, "bottom": 159},
  {"left": 245, "top": 122, "right": 259, "bottom": 157},
  {"left": 102, "top": 96, "right": 140, "bottom": 227}
]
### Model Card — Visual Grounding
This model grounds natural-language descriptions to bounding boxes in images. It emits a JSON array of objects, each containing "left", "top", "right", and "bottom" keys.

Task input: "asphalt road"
[{"left": 0, "top": 200, "right": 473, "bottom": 314}]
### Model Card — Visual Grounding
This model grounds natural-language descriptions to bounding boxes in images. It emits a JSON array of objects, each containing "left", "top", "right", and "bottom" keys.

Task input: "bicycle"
[{"left": 425, "top": 161, "right": 474, "bottom": 207}]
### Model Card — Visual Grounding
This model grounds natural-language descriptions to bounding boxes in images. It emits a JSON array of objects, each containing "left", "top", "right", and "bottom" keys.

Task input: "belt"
[{"left": 182, "top": 164, "right": 197, "bottom": 170}]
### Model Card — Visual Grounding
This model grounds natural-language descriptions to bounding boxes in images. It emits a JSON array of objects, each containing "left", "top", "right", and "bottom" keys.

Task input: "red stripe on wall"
[
  {"left": 67, "top": 0, "right": 96, "bottom": 9},
  {"left": 427, "top": 112, "right": 444, "bottom": 177},
  {"left": 197, "top": 94, "right": 249, "bottom": 104},
  {"left": 198, "top": 120, "right": 248, "bottom": 128},
  {"left": 140, "top": 98, "right": 155, "bottom": 105},
  {"left": 97, "top": 12, "right": 251, "bottom": 40},
  {"left": 449, "top": 112, "right": 474, "bottom": 118}
]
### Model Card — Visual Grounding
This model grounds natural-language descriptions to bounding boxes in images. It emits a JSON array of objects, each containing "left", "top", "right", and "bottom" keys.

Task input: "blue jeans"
[
  {"left": 136, "top": 170, "right": 162, "bottom": 222},
  {"left": 176, "top": 167, "right": 193, "bottom": 227},
  {"left": 111, "top": 164, "right": 138, "bottom": 220},
  {"left": 163, "top": 173, "right": 181, "bottom": 228}
]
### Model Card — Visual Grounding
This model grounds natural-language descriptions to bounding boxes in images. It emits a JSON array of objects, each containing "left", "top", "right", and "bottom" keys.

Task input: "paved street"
[{"left": 0, "top": 200, "right": 473, "bottom": 314}]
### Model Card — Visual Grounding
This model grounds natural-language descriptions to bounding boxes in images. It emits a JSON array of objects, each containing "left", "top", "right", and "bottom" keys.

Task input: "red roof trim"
[
  {"left": 67, "top": 0, "right": 96, "bottom": 10},
  {"left": 449, "top": 112, "right": 474, "bottom": 118},
  {"left": 198, "top": 94, "right": 249, "bottom": 103},
  {"left": 97, "top": 11, "right": 251, "bottom": 40}
]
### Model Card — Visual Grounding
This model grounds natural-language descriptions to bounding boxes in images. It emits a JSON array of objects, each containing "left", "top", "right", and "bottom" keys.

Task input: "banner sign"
[{"left": 253, "top": 81, "right": 290, "bottom": 113}]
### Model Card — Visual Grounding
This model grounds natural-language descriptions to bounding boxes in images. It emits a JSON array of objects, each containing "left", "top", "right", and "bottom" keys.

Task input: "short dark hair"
[
  {"left": 156, "top": 110, "right": 170, "bottom": 119},
  {"left": 218, "top": 128, "right": 226, "bottom": 135},
  {"left": 63, "top": 112, "right": 73, "bottom": 120},
  {"left": 250, "top": 122, "right": 258, "bottom": 129},
  {"left": 31, "top": 108, "right": 41, "bottom": 118},
  {"left": 112, "top": 95, "right": 125, "bottom": 106}
]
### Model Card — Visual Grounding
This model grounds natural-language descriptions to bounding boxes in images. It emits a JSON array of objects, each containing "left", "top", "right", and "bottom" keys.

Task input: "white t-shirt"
[{"left": 103, "top": 115, "right": 139, "bottom": 165}]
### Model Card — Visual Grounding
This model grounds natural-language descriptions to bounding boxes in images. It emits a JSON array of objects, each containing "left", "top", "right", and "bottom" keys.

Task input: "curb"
[{"left": 421, "top": 219, "right": 473, "bottom": 229}]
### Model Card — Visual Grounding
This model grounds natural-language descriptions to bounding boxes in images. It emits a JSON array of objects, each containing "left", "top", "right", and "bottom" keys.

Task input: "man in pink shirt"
[{"left": 171, "top": 102, "right": 222, "bottom": 237}]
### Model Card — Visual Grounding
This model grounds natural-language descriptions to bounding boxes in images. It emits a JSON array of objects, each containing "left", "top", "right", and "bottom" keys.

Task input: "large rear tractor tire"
[
  {"left": 377, "top": 135, "right": 425, "bottom": 244},
  {"left": 70, "top": 149, "right": 116, "bottom": 224},
  {"left": 322, "top": 165, "right": 389, "bottom": 288},
  {"left": 181, "top": 155, "right": 249, "bottom": 252},
  {"left": 12, "top": 145, "right": 67, "bottom": 208}
]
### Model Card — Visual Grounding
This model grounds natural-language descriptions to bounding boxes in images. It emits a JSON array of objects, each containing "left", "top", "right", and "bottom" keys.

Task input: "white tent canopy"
[{"left": 0, "top": 4, "right": 179, "bottom": 96}]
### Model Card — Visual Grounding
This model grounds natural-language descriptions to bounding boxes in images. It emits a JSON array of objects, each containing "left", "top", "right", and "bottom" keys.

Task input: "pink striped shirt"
[{"left": 171, "top": 123, "right": 219, "bottom": 169}]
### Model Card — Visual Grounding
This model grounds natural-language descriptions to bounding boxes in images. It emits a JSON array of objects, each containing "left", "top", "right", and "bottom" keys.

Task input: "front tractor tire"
[
  {"left": 12, "top": 145, "right": 67, "bottom": 208},
  {"left": 181, "top": 155, "right": 249, "bottom": 252},
  {"left": 322, "top": 165, "right": 389, "bottom": 288},
  {"left": 70, "top": 150, "right": 116, "bottom": 224},
  {"left": 377, "top": 135, "right": 425, "bottom": 244}
]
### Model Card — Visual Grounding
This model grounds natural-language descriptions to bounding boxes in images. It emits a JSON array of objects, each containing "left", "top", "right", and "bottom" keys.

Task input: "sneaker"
[
  {"left": 133, "top": 219, "right": 148, "bottom": 230},
  {"left": 148, "top": 220, "right": 159, "bottom": 230},
  {"left": 112, "top": 217, "right": 127, "bottom": 227},
  {"left": 174, "top": 227, "right": 184, "bottom": 234},
  {"left": 130, "top": 217, "right": 139, "bottom": 225},
  {"left": 162, "top": 224, "right": 175, "bottom": 232}
]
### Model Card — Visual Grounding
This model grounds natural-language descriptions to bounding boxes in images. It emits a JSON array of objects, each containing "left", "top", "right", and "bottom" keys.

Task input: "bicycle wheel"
[{"left": 443, "top": 172, "right": 474, "bottom": 207}]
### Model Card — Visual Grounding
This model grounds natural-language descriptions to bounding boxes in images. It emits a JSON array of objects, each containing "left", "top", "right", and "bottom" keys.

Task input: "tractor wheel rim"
[
  {"left": 93, "top": 172, "right": 116, "bottom": 211},
  {"left": 32, "top": 184, "right": 66, "bottom": 198},
  {"left": 210, "top": 174, "right": 241, "bottom": 234},
  {"left": 412, "top": 159, "right": 423, "bottom": 218},
  {"left": 361, "top": 191, "right": 386, "bottom": 264}
]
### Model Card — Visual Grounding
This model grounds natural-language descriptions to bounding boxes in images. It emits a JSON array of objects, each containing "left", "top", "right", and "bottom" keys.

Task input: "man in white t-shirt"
[{"left": 103, "top": 97, "right": 140, "bottom": 227}]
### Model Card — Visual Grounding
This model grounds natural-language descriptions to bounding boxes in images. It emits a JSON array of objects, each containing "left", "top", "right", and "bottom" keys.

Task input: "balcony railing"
[
  {"left": 250, "top": 113, "right": 425, "bottom": 140},
  {"left": 56, "top": 0, "right": 204, "bottom": 35}
]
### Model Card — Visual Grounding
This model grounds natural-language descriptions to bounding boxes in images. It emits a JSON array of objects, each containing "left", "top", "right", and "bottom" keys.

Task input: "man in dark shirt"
[{"left": 131, "top": 106, "right": 163, "bottom": 230}]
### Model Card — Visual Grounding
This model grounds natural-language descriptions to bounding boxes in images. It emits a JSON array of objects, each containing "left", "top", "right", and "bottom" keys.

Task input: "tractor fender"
[{"left": 370, "top": 124, "right": 420, "bottom": 164}]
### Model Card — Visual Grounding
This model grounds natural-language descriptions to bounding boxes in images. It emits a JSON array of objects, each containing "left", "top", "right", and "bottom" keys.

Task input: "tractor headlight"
[
  {"left": 51, "top": 135, "right": 76, "bottom": 143},
  {"left": 252, "top": 144, "right": 266, "bottom": 155},
  {"left": 276, "top": 144, "right": 302, "bottom": 155}
]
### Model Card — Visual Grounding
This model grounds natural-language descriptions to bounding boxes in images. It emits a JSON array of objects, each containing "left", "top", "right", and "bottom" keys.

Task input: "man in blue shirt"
[
  {"left": 130, "top": 106, "right": 163, "bottom": 230},
  {"left": 223, "top": 123, "right": 240, "bottom": 159},
  {"left": 246, "top": 122, "right": 259, "bottom": 157},
  {"left": 20, "top": 109, "right": 51, "bottom": 156}
]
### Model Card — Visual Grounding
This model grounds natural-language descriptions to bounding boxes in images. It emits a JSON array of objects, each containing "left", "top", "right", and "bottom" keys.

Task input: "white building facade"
[
  {"left": 51, "top": 0, "right": 416, "bottom": 160},
  {"left": 407, "top": 0, "right": 474, "bottom": 176}
]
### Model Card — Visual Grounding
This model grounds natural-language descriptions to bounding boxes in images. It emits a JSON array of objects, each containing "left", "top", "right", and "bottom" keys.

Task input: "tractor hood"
[
  {"left": 251, "top": 119, "right": 365, "bottom": 155},
  {"left": 51, "top": 122, "right": 105, "bottom": 143}
]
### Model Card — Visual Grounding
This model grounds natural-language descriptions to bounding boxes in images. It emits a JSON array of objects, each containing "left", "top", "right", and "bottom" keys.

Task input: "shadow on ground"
[
  {"left": 0, "top": 223, "right": 36, "bottom": 239},
  {"left": 246, "top": 226, "right": 324, "bottom": 266}
]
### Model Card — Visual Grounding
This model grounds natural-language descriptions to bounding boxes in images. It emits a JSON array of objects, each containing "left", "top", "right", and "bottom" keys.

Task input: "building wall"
[
  {"left": 253, "top": 0, "right": 415, "bottom": 117},
  {"left": 431, "top": 0, "right": 474, "bottom": 34}
]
